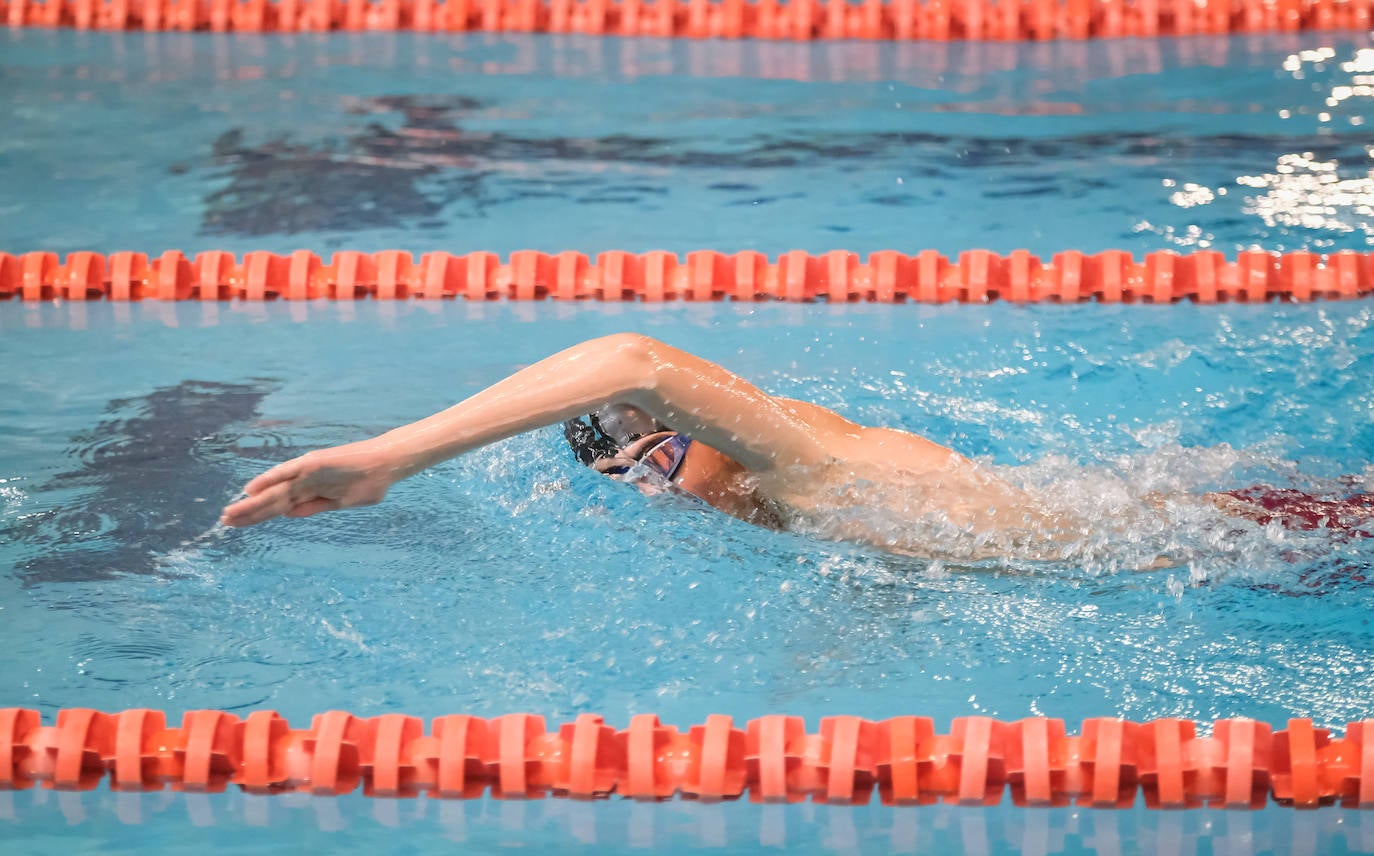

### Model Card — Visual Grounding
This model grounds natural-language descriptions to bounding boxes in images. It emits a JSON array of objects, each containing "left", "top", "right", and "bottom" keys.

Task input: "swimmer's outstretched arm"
[{"left": 221, "top": 333, "right": 833, "bottom": 527}]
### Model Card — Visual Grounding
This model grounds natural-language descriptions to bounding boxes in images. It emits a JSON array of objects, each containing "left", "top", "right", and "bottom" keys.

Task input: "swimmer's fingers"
[
  {"left": 221, "top": 480, "right": 302, "bottom": 527},
  {"left": 284, "top": 498, "right": 342, "bottom": 519},
  {"left": 242, "top": 458, "right": 306, "bottom": 497},
  {"left": 222, "top": 487, "right": 340, "bottom": 527},
  {"left": 225, "top": 443, "right": 395, "bottom": 526}
]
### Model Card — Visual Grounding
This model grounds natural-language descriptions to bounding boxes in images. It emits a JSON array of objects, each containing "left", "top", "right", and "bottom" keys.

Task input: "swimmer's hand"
[{"left": 220, "top": 440, "right": 401, "bottom": 527}]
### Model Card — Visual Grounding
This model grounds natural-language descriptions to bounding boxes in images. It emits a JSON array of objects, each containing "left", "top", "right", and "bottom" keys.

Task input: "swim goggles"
[{"left": 599, "top": 432, "right": 692, "bottom": 483}]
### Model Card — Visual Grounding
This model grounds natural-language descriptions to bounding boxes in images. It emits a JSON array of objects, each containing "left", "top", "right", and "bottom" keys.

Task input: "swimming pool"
[{"left": 3, "top": 23, "right": 1374, "bottom": 855}]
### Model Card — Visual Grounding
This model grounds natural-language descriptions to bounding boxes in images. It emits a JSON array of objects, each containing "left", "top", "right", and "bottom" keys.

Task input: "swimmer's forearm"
[{"left": 367, "top": 333, "right": 666, "bottom": 476}]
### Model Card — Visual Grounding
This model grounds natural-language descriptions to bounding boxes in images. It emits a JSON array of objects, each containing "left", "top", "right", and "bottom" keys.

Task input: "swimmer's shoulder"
[
  {"left": 773, "top": 396, "right": 858, "bottom": 432},
  {"left": 772, "top": 397, "right": 955, "bottom": 470}
]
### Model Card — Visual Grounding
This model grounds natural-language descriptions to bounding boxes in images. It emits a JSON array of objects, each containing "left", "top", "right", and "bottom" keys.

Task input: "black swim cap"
[
  {"left": 562, "top": 413, "right": 622, "bottom": 466},
  {"left": 563, "top": 409, "right": 671, "bottom": 467}
]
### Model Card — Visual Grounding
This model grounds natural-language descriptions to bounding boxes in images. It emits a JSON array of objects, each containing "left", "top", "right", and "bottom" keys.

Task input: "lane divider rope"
[
  {"left": 2, "top": 249, "right": 1372, "bottom": 303},
  {"left": 3, "top": 0, "right": 1371, "bottom": 40},
  {"left": 2, "top": 708, "right": 1371, "bottom": 807}
]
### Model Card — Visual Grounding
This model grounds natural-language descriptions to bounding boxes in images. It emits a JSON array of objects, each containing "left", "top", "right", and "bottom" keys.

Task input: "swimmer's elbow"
[
  {"left": 588, "top": 332, "right": 664, "bottom": 359},
  {"left": 584, "top": 333, "right": 667, "bottom": 392}
]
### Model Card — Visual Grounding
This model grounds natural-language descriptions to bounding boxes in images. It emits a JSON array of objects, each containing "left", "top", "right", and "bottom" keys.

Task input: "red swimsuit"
[{"left": 1222, "top": 487, "right": 1374, "bottom": 533}]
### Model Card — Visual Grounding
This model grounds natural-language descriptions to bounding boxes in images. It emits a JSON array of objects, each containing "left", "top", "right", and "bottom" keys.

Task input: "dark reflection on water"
[
  {"left": 6, "top": 29, "right": 1372, "bottom": 254},
  {"left": 6, "top": 380, "right": 279, "bottom": 584},
  {"left": 202, "top": 92, "right": 1373, "bottom": 237}
]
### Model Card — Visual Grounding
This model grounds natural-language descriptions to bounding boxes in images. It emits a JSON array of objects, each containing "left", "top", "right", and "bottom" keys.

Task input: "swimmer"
[{"left": 220, "top": 333, "right": 1370, "bottom": 559}]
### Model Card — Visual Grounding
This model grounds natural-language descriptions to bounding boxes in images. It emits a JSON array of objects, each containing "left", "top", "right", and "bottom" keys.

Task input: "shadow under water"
[{"left": 6, "top": 380, "right": 280, "bottom": 585}]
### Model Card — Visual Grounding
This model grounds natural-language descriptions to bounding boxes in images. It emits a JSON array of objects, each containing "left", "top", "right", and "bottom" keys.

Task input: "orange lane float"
[
  {"left": 2, "top": 708, "right": 1372, "bottom": 807},
  {"left": 1, "top": 249, "right": 1372, "bottom": 303},
  {"left": 3, "top": 0, "right": 1372, "bottom": 39}
]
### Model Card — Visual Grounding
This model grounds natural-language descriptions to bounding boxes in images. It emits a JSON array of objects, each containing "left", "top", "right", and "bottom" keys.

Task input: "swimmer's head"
[{"left": 562, "top": 404, "right": 666, "bottom": 467}]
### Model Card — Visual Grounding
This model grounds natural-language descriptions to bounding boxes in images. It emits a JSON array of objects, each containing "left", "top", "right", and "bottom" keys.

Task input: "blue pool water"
[{"left": 2, "top": 25, "right": 1374, "bottom": 856}]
